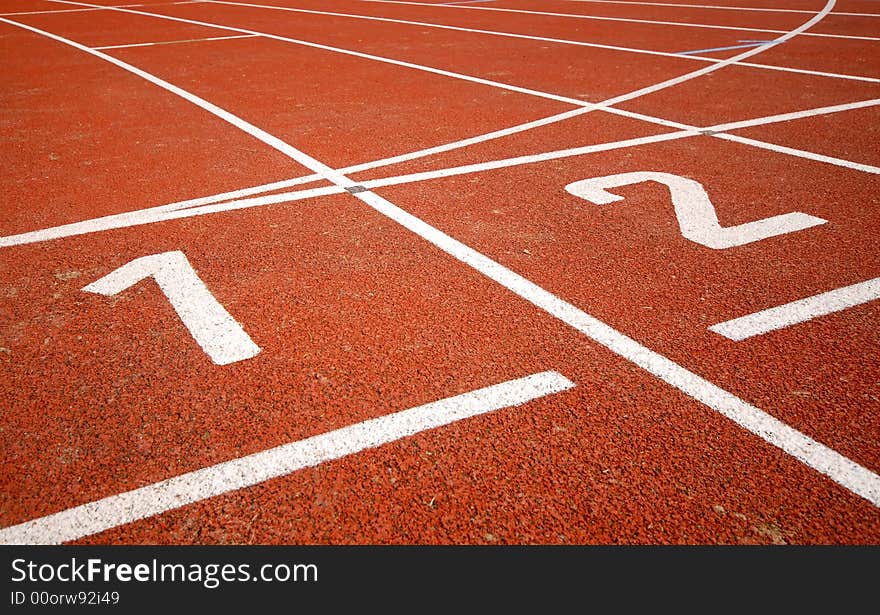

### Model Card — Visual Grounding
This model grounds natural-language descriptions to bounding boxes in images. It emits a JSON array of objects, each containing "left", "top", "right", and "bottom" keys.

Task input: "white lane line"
[
  {"left": 695, "top": 57, "right": 878, "bottom": 84},
  {"left": 712, "top": 132, "right": 880, "bottom": 174},
  {"left": 708, "top": 98, "right": 880, "bottom": 132},
  {"left": 4, "top": 0, "right": 876, "bottom": 248},
  {"left": 5, "top": 95, "right": 877, "bottom": 247},
  {"left": 0, "top": 8, "right": 106, "bottom": 15},
  {"left": 360, "top": 131, "right": 697, "bottom": 188},
  {"left": 0, "top": 371, "right": 575, "bottom": 544},
  {"left": 0, "top": 132, "right": 698, "bottom": 247},
  {"left": 560, "top": 0, "right": 880, "bottom": 18},
  {"left": 44, "top": 0, "right": 877, "bottom": 173},
  {"left": 207, "top": 0, "right": 855, "bottom": 106},
  {"left": 13, "top": 11, "right": 880, "bottom": 510},
  {"left": 710, "top": 277, "right": 880, "bottom": 341},
  {"left": 354, "top": 0, "right": 880, "bottom": 41},
  {"left": 0, "top": 184, "right": 344, "bottom": 247},
  {"left": 0, "top": 2, "right": 201, "bottom": 16},
  {"left": 93, "top": 33, "right": 258, "bottom": 50}
]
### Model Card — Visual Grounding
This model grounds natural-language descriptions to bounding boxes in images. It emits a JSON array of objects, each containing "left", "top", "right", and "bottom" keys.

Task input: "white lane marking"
[
  {"left": 3, "top": 96, "right": 876, "bottom": 249},
  {"left": 93, "top": 33, "right": 258, "bottom": 50},
  {"left": 700, "top": 62, "right": 877, "bottom": 85},
  {"left": 2, "top": 100, "right": 877, "bottom": 247},
  {"left": 710, "top": 277, "right": 880, "bottom": 341},
  {"left": 45, "top": 0, "right": 880, "bottom": 84},
  {"left": 0, "top": 8, "right": 106, "bottom": 16},
  {"left": 0, "top": 185, "right": 340, "bottom": 247},
  {"left": 0, "top": 371, "right": 576, "bottom": 544},
  {"left": 361, "top": 131, "right": 698, "bottom": 187},
  {"left": 36, "top": 1, "right": 874, "bottom": 176},
  {"left": 565, "top": 171, "right": 826, "bottom": 249},
  {"left": 82, "top": 251, "right": 261, "bottom": 365},
  {"left": 353, "top": 190, "right": 880, "bottom": 509},
  {"left": 559, "top": 0, "right": 879, "bottom": 18},
  {"left": 0, "top": 133, "right": 696, "bottom": 247},
  {"left": 351, "top": 0, "right": 880, "bottom": 41},
  {"left": 713, "top": 133, "right": 880, "bottom": 174},
  {"left": 7, "top": 93, "right": 880, "bottom": 247},
  {"left": 6, "top": 4, "right": 880, "bottom": 508},
  {"left": 54, "top": 0, "right": 875, "bottom": 157},
  {"left": 0, "top": 0, "right": 203, "bottom": 12},
  {"left": 708, "top": 98, "right": 880, "bottom": 132}
]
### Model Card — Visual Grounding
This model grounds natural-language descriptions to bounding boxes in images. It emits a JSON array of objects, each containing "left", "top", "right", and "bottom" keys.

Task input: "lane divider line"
[
  {"left": 707, "top": 97, "right": 880, "bottom": 132},
  {"left": 47, "top": 0, "right": 878, "bottom": 172},
  {"left": 2, "top": 96, "right": 878, "bottom": 248},
  {"left": 0, "top": 371, "right": 576, "bottom": 544},
  {"left": 712, "top": 132, "right": 880, "bottom": 175},
  {"left": 0, "top": 132, "right": 697, "bottom": 247},
  {"left": 558, "top": 0, "right": 880, "bottom": 19},
  {"left": 196, "top": 1, "right": 880, "bottom": 84},
  {"left": 93, "top": 33, "right": 258, "bottom": 50},
  {"left": 352, "top": 0, "right": 880, "bottom": 41},
  {"left": 710, "top": 276, "right": 880, "bottom": 341},
  {"left": 676, "top": 41, "right": 776, "bottom": 56},
  {"left": 5, "top": 9, "right": 880, "bottom": 511},
  {"left": 0, "top": 0, "right": 204, "bottom": 14}
]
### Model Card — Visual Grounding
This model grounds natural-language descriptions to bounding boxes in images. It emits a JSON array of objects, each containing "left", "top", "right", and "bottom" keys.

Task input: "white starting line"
[
  {"left": 0, "top": 371, "right": 575, "bottom": 545},
  {"left": 710, "top": 276, "right": 880, "bottom": 341}
]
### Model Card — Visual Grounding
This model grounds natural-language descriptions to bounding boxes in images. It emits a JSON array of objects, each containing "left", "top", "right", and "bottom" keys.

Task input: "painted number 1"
[
  {"left": 566, "top": 171, "right": 827, "bottom": 249},
  {"left": 82, "top": 251, "right": 260, "bottom": 365}
]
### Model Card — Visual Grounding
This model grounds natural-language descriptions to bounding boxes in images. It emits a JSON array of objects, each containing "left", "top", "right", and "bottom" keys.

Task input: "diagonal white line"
[
  {"left": 93, "top": 33, "right": 258, "bottom": 50},
  {"left": 708, "top": 98, "right": 880, "bottom": 132},
  {"left": 710, "top": 277, "right": 880, "bottom": 341},
  {"left": 351, "top": 0, "right": 880, "bottom": 41},
  {"left": 559, "top": 0, "right": 880, "bottom": 18},
  {"left": 0, "top": 372, "right": 575, "bottom": 544}
]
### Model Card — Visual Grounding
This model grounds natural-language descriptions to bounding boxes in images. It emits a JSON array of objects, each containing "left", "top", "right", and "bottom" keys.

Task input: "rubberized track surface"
[{"left": 1, "top": 0, "right": 878, "bottom": 544}]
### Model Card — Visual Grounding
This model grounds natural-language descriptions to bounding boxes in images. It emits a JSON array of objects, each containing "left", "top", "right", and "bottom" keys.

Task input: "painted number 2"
[{"left": 565, "top": 171, "right": 827, "bottom": 249}]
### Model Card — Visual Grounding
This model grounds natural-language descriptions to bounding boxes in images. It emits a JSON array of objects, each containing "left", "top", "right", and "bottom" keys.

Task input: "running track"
[{"left": 1, "top": 0, "right": 878, "bottom": 544}]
